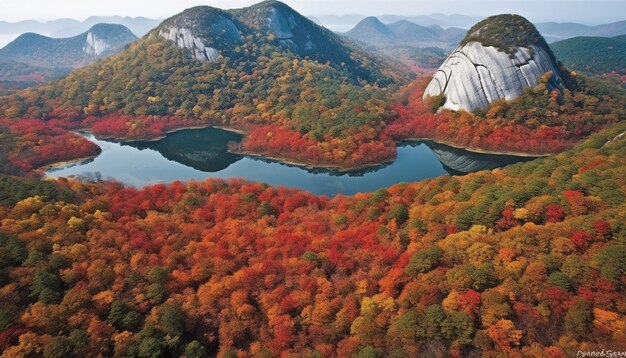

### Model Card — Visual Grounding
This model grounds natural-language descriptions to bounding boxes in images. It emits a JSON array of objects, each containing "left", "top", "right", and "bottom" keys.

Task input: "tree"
[
  {"left": 158, "top": 302, "right": 185, "bottom": 338},
  {"left": 31, "top": 269, "right": 62, "bottom": 304},
  {"left": 440, "top": 310, "right": 475, "bottom": 345},
  {"left": 43, "top": 336, "right": 73, "bottom": 358},
  {"left": 258, "top": 201, "right": 277, "bottom": 217},
  {"left": 387, "top": 204, "right": 409, "bottom": 225},
  {"left": 564, "top": 299, "right": 592, "bottom": 339},
  {"left": 405, "top": 245, "right": 444, "bottom": 276}
]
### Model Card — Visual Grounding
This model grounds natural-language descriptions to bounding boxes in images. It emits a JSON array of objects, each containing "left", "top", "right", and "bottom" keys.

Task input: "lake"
[{"left": 47, "top": 127, "right": 533, "bottom": 196}]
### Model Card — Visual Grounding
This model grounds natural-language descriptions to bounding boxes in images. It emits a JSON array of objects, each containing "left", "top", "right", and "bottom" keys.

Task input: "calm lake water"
[{"left": 47, "top": 127, "right": 532, "bottom": 196}]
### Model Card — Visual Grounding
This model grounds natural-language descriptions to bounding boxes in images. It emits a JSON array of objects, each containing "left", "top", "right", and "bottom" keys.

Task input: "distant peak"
[
  {"left": 360, "top": 16, "right": 386, "bottom": 25},
  {"left": 87, "top": 23, "right": 135, "bottom": 36}
]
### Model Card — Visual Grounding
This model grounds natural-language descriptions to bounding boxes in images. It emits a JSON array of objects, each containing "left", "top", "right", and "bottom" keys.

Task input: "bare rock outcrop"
[{"left": 423, "top": 14, "right": 564, "bottom": 112}]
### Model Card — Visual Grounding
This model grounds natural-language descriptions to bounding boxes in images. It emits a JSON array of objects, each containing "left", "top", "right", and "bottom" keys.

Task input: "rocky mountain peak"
[
  {"left": 83, "top": 24, "right": 136, "bottom": 56},
  {"left": 156, "top": 6, "right": 243, "bottom": 62},
  {"left": 0, "top": 24, "right": 136, "bottom": 69},
  {"left": 423, "top": 14, "right": 564, "bottom": 112}
]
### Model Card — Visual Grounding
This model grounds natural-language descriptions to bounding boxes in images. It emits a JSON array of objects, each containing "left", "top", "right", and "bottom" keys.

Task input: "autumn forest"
[{"left": 0, "top": 1, "right": 625, "bottom": 357}]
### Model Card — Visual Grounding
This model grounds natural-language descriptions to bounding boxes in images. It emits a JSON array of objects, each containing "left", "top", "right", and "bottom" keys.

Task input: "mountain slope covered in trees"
[
  {"left": 0, "top": 24, "right": 137, "bottom": 87},
  {"left": 0, "top": 119, "right": 624, "bottom": 357},
  {"left": 551, "top": 35, "right": 626, "bottom": 75},
  {"left": 0, "top": 1, "right": 411, "bottom": 169},
  {"left": 0, "top": 24, "right": 137, "bottom": 69}
]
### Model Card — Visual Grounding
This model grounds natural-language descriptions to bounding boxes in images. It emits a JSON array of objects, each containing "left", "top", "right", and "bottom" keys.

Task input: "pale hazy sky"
[{"left": 1, "top": 0, "right": 625, "bottom": 24}]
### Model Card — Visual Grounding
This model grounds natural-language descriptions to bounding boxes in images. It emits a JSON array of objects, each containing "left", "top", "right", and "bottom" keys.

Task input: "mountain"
[
  {"left": 536, "top": 20, "right": 626, "bottom": 42},
  {"left": 379, "top": 13, "right": 482, "bottom": 28},
  {"left": 344, "top": 17, "right": 396, "bottom": 44},
  {"left": 0, "top": 1, "right": 408, "bottom": 146},
  {"left": 550, "top": 35, "right": 626, "bottom": 74},
  {"left": 423, "top": 14, "right": 565, "bottom": 112},
  {"left": 0, "top": 24, "right": 137, "bottom": 69},
  {"left": 0, "top": 16, "right": 161, "bottom": 38},
  {"left": 345, "top": 17, "right": 465, "bottom": 49}
]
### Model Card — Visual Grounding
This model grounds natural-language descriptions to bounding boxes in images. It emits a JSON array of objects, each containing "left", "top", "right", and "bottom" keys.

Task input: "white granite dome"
[{"left": 423, "top": 41, "right": 563, "bottom": 112}]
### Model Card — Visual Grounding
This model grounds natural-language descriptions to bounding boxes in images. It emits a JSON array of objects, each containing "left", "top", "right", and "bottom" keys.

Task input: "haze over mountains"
[
  {"left": 0, "top": 16, "right": 160, "bottom": 38},
  {"left": 345, "top": 17, "right": 466, "bottom": 49}
]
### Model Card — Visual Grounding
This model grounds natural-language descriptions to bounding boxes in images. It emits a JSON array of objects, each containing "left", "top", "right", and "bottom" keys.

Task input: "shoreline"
[
  {"left": 39, "top": 154, "right": 100, "bottom": 172},
  {"left": 401, "top": 137, "right": 552, "bottom": 158},
  {"left": 88, "top": 124, "right": 248, "bottom": 143},
  {"left": 233, "top": 149, "right": 396, "bottom": 173},
  {"left": 47, "top": 124, "right": 553, "bottom": 174}
]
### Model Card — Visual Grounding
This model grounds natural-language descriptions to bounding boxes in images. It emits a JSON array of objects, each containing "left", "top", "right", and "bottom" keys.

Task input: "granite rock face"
[
  {"left": 0, "top": 23, "right": 137, "bottom": 69},
  {"left": 423, "top": 15, "right": 564, "bottom": 112},
  {"left": 157, "top": 8, "right": 242, "bottom": 62},
  {"left": 424, "top": 42, "right": 563, "bottom": 112},
  {"left": 266, "top": 6, "right": 314, "bottom": 52},
  {"left": 83, "top": 31, "right": 109, "bottom": 56},
  {"left": 158, "top": 27, "right": 222, "bottom": 62}
]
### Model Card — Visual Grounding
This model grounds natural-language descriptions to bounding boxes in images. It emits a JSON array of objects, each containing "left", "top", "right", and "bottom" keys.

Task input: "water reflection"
[{"left": 47, "top": 127, "right": 534, "bottom": 196}]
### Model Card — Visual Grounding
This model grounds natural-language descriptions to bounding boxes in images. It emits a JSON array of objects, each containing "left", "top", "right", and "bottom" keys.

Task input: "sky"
[{"left": 1, "top": 0, "right": 625, "bottom": 24}]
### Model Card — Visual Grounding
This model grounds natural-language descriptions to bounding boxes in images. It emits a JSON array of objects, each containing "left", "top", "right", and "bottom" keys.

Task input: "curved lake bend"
[{"left": 47, "top": 127, "right": 533, "bottom": 196}]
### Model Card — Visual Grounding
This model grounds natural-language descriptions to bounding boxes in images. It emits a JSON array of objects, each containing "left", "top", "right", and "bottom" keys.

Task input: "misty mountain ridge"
[
  {"left": 0, "top": 16, "right": 160, "bottom": 38},
  {"left": 344, "top": 16, "right": 465, "bottom": 50},
  {"left": 0, "top": 24, "right": 137, "bottom": 69}
]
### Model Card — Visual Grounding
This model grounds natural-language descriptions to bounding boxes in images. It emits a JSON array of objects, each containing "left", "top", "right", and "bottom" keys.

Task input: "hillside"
[
  {"left": 344, "top": 17, "right": 396, "bottom": 45},
  {"left": 0, "top": 118, "right": 624, "bottom": 357},
  {"left": 551, "top": 35, "right": 626, "bottom": 74},
  {"left": 0, "top": 1, "right": 411, "bottom": 170},
  {"left": 0, "top": 23, "right": 137, "bottom": 69}
]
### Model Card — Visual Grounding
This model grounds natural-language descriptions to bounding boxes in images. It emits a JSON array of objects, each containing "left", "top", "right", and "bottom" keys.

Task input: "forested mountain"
[
  {"left": 0, "top": 24, "right": 137, "bottom": 88},
  {"left": 0, "top": 24, "right": 137, "bottom": 69},
  {"left": 0, "top": 1, "right": 408, "bottom": 138},
  {"left": 551, "top": 35, "right": 626, "bottom": 75},
  {"left": 0, "top": 1, "right": 412, "bottom": 170}
]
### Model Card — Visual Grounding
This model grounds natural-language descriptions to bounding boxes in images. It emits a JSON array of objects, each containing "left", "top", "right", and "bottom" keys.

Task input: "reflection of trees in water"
[{"left": 125, "top": 128, "right": 244, "bottom": 172}]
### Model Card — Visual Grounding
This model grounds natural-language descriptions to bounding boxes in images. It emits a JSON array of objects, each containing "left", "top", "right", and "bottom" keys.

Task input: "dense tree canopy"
[{"left": 0, "top": 121, "right": 623, "bottom": 357}]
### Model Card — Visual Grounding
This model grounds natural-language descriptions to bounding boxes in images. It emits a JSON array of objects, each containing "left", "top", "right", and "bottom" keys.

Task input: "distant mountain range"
[
  {"left": 311, "top": 13, "right": 482, "bottom": 31},
  {"left": 536, "top": 20, "right": 626, "bottom": 42},
  {"left": 551, "top": 34, "right": 626, "bottom": 74},
  {"left": 0, "top": 24, "right": 137, "bottom": 87},
  {"left": 0, "top": 16, "right": 160, "bottom": 38},
  {"left": 329, "top": 15, "right": 626, "bottom": 43},
  {"left": 345, "top": 17, "right": 465, "bottom": 49}
]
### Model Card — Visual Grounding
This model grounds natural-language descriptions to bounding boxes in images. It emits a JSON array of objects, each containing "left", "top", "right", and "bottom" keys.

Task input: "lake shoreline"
[
  {"left": 401, "top": 137, "right": 551, "bottom": 158},
  {"left": 231, "top": 149, "right": 396, "bottom": 173},
  {"left": 45, "top": 124, "right": 549, "bottom": 174},
  {"left": 40, "top": 154, "right": 100, "bottom": 172}
]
